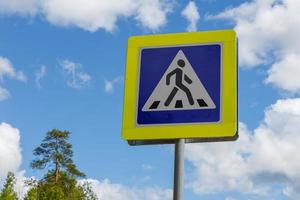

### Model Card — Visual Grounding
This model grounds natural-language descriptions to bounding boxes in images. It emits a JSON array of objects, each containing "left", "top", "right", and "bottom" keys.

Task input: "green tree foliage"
[
  {"left": 24, "top": 173, "right": 98, "bottom": 200},
  {"left": 25, "top": 129, "right": 98, "bottom": 200},
  {"left": 0, "top": 172, "right": 18, "bottom": 200}
]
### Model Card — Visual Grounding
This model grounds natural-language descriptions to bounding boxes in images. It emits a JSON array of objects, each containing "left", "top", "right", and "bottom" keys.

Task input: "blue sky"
[{"left": 0, "top": 0, "right": 300, "bottom": 200}]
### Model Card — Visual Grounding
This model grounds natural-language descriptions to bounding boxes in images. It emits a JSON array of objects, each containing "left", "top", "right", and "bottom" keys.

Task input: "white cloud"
[
  {"left": 104, "top": 76, "right": 123, "bottom": 93},
  {"left": 135, "top": 0, "right": 172, "bottom": 31},
  {"left": 211, "top": 0, "right": 300, "bottom": 93},
  {"left": 181, "top": 1, "right": 200, "bottom": 32},
  {"left": 0, "top": 0, "right": 39, "bottom": 16},
  {"left": 0, "top": 0, "right": 173, "bottom": 32},
  {"left": 265, "top": 53, "right": 300, "bottom": 93},
  {"left": 80, "top": 179, "right": 172, "bottom": 200},
  {"left": 0, "top": 123, "right": 22, "bottom": 178},
  {"left": 142, "top": 164, "right": 153, "bottom": 171},
  {"left": 0, "top": 56, "right": 26, "bottom": 82},
  {"left": 0, "top": 56, "right": 26, "bottom": 100},
  {"left": 42, "top": 0, "right": 136, "bottom": 32},
  {"left": 0, "top": 123, "right": 34, "bottom": 199},
  {"left": 185, "top": 98, "right": 300, "bottom": 199},
  {"left": 35, "top": 65, "right": 46, "bottom": 89},
  {"left": 0, "top": 87, "right": 10, "bottom": 101},
  {"left": 61, "top": 59, "right": 91, "bottom": 89}
]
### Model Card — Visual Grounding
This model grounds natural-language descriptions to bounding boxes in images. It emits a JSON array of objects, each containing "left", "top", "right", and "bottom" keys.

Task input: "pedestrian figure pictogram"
[
  {"left": 165, "top": 59, "right": 194, "bottom": 106},
  {"left": 142, "top": 50, "right": 216, "bottom": 111}
]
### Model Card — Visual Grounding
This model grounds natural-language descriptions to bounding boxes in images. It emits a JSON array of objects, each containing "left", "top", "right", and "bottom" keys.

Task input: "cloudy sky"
[{"left": 1, "top": 0, "right": 300, "bottom": 199}]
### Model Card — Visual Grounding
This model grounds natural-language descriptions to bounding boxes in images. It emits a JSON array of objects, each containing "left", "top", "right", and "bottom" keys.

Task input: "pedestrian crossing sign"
[{"left": 122, "top": 30, "right": 238, "bottom": 144}]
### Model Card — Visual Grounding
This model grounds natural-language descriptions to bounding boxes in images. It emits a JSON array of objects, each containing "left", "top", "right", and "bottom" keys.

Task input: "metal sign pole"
[{"left": 173, "top": 139, "right": 185, "bottom": 200}]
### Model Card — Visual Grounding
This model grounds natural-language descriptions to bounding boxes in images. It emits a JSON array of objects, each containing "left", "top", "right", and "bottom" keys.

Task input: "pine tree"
[
  {"left": 31, "top": 129, "right": 85, "bottom": 182},
  {"left": 26, "top": 129, "right": 98, "bottom": 200},
  {"left": 0, "top": 172, "right": 18, "bottom": 200}
]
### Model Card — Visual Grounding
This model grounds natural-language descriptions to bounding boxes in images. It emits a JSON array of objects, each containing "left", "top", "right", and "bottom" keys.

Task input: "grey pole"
[{"left": 173, "top": 138, "right": 185, "bottom": 200}]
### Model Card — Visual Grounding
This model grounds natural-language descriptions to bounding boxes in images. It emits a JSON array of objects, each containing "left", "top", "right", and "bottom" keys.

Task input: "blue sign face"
[{"left": 137, "top": 44, "right": 221, "bottom": 125}]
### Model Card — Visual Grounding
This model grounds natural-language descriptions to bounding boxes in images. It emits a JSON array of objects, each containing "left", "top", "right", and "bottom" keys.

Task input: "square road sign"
[{"left": 122, "top": 30, "right": 237, "bottom": 144}]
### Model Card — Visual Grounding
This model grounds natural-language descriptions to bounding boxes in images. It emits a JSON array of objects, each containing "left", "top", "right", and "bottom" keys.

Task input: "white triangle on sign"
[{"left": 142, "top": 50, "right": 216, "bottom": 111}]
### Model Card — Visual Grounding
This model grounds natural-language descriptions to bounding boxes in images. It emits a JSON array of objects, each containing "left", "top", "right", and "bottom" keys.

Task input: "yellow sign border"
[{"left": 122, "top": 30, "right": 237, "bottom": 141}]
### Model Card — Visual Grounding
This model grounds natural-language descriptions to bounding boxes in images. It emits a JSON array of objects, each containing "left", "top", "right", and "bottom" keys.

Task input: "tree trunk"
[
  {"left": 55, "top": 137, "right": 59, "bottom": 183},
  {"left": 55, "top": 166, "right": 59, "bottom": 183}
]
